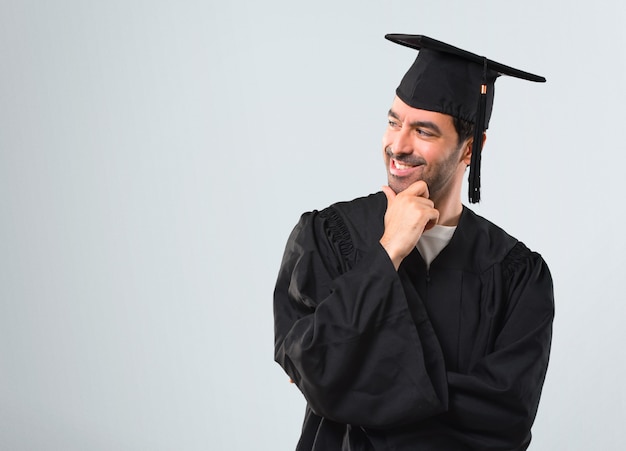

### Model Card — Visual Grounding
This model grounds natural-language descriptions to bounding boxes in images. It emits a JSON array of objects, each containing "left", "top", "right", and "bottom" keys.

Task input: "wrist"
[{"left": 379, "top": 238, "right": 404, "bottom": 271}]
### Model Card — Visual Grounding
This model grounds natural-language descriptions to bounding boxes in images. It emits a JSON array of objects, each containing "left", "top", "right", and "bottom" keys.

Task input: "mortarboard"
[{"left": 385, "top": 34, "right": 546, "bottom": 203}]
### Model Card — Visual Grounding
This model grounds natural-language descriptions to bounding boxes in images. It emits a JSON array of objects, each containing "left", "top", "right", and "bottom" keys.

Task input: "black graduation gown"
[{"left": 274, "top": 192, "right": 554, "bottom": 450}]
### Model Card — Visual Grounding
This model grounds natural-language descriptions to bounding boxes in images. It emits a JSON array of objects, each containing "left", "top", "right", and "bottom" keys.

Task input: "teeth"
[{"left": 395, "top": 161, "right": 414, "bottom": 170}]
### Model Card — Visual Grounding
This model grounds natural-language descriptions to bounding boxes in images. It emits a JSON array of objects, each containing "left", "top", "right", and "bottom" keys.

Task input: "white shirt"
[{"left": 416, "top": 224, "right": 456, "bottom": 268}]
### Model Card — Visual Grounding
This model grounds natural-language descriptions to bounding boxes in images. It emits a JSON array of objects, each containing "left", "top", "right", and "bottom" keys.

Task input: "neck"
[
  {"left": 430, "top": 162, "right": 467, "bottom": 226},
  {"left": 430, "top": 173, "right": 464, "bottom": 226},
  {"left": 433, "top": 194, "right": 463, "bottom": 226}
]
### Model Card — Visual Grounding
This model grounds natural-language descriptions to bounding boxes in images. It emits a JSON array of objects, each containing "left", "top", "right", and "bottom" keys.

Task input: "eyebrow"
[{"left": 387, "top": 109, "right": 443, "bottom": 135}]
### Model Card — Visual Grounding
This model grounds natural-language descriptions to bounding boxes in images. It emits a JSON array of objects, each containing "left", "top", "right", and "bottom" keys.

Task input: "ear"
[{"left": 462, "top": 132, "right": 487, "bottom": 166}]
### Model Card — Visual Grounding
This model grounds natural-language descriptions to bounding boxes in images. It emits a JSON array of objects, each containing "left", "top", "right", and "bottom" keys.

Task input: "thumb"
[
  {"left": 381, "top": 185, "right": 396, "bottom": 204},
  {"left": 404, "top": 180, "right": 430, "bottom": 199}
]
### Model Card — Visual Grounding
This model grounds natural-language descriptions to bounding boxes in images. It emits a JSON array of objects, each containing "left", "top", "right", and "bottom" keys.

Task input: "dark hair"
[{"left": 452, "top": 116, "right": 475, "bottom": 146}]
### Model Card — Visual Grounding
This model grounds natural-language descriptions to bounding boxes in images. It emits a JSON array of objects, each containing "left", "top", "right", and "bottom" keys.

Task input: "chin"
[
  {"left": 387, "top": 177, "right": 413, "bottom": 194},
  {"left": 387, "top": 174, "right": 423, "bottom": 194}
]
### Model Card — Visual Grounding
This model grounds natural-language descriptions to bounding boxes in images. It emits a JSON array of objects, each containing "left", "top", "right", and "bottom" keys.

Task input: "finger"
[
  {"left": 403, "top": 180, "right": 430, "bottom": 199},
  {"left": 424, "top": 209, "right": 440, "bottom": 230},
  {"left": 381, "top": 185, "right": 396, "bottom": 203}
]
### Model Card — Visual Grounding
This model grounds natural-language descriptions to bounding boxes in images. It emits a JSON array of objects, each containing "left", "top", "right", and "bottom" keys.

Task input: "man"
[{"left": 274, "top": 34, "right": 554, "bottom": 450}]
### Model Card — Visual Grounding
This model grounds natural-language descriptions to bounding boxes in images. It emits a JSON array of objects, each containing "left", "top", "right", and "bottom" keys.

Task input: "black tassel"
[{"left": 468, "top": 58, "right": 488, "bottom": 203}]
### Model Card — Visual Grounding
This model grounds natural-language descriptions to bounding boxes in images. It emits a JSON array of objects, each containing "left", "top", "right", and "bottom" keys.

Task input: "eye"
[
  {"left": 388, "top": 119, "right": 399, "bottom": 128},
  {"left": 416, "top": 128, "right": 433, "bottom": 137}
]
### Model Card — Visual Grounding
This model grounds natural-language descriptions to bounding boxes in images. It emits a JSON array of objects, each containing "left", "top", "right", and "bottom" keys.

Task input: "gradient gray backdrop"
[{"left": 1, "top": 0, "right": 625, "bottom": 449}]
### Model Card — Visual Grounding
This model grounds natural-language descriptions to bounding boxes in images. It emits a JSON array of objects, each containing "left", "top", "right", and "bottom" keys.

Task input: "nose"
[{"left": 391, "top": 128, "right": 413, "bottom": 156}]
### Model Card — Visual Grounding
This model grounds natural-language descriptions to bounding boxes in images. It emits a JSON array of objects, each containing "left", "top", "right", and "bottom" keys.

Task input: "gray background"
[{"left": 1, "top": 0, "right": 624, "bottom": 449}]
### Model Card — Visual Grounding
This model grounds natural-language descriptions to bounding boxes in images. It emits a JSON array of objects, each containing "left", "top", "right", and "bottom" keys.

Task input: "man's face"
[{"left": 382, "top": 96, "right": 471, "bottom": 203}]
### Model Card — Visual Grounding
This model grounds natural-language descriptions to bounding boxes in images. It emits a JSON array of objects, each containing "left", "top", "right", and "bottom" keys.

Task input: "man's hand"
[{"left": 379, "top": 180, "right": 439, "bottom": 270}]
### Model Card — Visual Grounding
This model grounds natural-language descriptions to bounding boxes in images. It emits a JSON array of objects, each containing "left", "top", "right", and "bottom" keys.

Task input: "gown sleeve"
[
  {"left": 273, "top": 209, "right": 448, "bottom": 428},
  {"left": 438, "top": 243, "right": 554, "bottom": 449}
]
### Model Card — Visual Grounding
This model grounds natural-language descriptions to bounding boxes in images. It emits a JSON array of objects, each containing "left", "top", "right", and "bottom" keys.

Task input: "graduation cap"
[{"left": 385, "top": 34, "right": 546, "bottom": 203}]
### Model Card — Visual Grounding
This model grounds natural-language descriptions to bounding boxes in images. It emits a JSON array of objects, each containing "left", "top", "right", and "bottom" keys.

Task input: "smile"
[{"left": 390, "top": 158, "right": 423, "bottom": 176}]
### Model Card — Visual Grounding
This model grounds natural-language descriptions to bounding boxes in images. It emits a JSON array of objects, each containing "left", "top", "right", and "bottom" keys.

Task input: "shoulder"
[
  {"left": 459, "top": 207, "right": 549, "bottom": 274},
  {"left": 302, "top": 192, "right": 386, "bottom": 246},
  {"left": 326, "top": 192, "right": 387, "bottom": 247},
  {"left": 327, "top": 191, "right": 386, "bottom": 215},
  {"left": 326, "top": 192, "right": 386, "bottom": 230},
  {"left": 282, "top": 192, "right": 385, "bottom": 275},
  {"left": 288, "top": 192, "right": 385, "bottom": 250}
]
